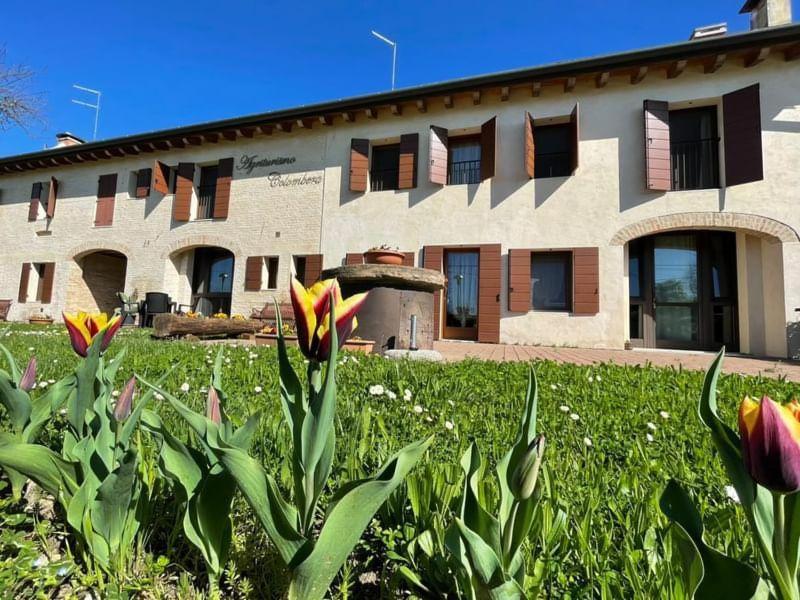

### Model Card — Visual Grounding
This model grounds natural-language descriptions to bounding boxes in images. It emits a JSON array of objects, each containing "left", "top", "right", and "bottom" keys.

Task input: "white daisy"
[
  {"left": 588, "top": 375, "right": 594, "bottom": 383},
  {"left": 646, "top": 433, "right": 654, "bottom": 442},
  {"left": 647, "top": 422, "right": 657, "bottom": 431},
  {"left": 404, "top": 389, "right": 413, "bottom": 401},
  {"left": 180, "top": 382, "right": 190, "bottom": 393},
  {"left": 254, "top": 386, "right": 263, "bottom": 393},
  {"left": 155, "top": 392, "right": 164, "bottom": 401},
  {"left": 386, "top": 390, "right": 397, "bottom": 400},
  {"left": 725, "top": 485, "right": 740, "bottom": 504},
  {"left": 659, "top": 410, "right": 670, "bottom": 419},
  {"left": 369, "top": 384, "right": 385, "bottom": 396},
  {"left": 583, "top": 437, "right": 593, "bottom": 447},
  {"left": 559, "top": 405, "right": 570, "bottom": 413},
  {"left": 425, "top": 416, "right": 433, "bottom": 422},
  {"left": 550, "top": 384, "right": 558, "bottom": 390},
  {"left": 112, "top": 390, "right": 120, "bottom": 398},
  {"left": 570, "top": 413, "right": 580, "bottom": 421},
  {"left": 444, "top": 420, "right": 454, "bottom": 430},
  {"left": 413, "top": 404, "right": 424, "bottom": 414}
]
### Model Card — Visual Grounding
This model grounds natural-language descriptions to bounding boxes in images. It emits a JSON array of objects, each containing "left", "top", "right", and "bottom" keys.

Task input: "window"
[
  {"left": 197, "top": 165, "right": 218, "bottom": 219},
  {"left": 534, "top": 124, "right": 572, "bottom": 178},
  {"left": 370, "top": 145, "right": 400, "bottom": 191},
  {"left": 19, "top": 262, "right": 53, "bottom": 303},
  {"left": 265, "top": 256, "right": 279, "bottom": 289},
  {"left": 448, "top": 136, "right": 481, "bottom": 185},
  {"left": 531, "top": 252, "right": 572, "bottom": 311},
  {"left": 670, "top": 106, "right": 719, "bottom": 190},
  {"left": 294, "top": 256, "right": 307, "bottom": 285}
]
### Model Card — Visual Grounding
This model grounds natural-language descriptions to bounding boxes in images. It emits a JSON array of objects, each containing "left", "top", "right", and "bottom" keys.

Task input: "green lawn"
[{"left": 1, "top": 324, "right": 797, "bottom": 598}]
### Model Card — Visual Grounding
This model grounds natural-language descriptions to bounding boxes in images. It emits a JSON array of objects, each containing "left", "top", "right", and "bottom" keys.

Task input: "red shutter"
[
  {"left": 349, "top": 139, "right": 369, "bottom": 192},
  {"left": 174, "top": 162, "right": 194, "bottom": 222},
  {"left": 429, "top": 126, "right": 448, "bottom": 185},
  {"left": 28, "top": 183, "right": 41, "bottom": 221},
  {"left": 304, "top": 254, "right": 323, "bottom": 287},
  {"left": 244, "top": 256, "right": 262, "bottom": 291},
  {"left": 152, "top": 160, "right": 170, "bottom": 195},
  {"left": 508, "top": 249, "right": 531, "bottom": 312},
  {"left": 214, "top": 157, "right": 234, "bottom": 219},
  {"left": 570, "top": 103, "right": 580, "bottom": 174},
  {"left": 398, "top": 133, "right": 419, "bottom": 189},
  {"left": 345, "top": 253, "right": 364, "bottom": 265},
  {"left": 95, "top": 174, "right": 117, "bottom": 227},
  {"left": 40, "top": 263, "right": 55, "bottom": 304},
  {"left": 478, "top": 244, "right": 501, "bottom": 343},
  {"left": 402, "top": 251, "right": 415, "bottom": 266},
  {"left": 136, "top": 168, "right": 152, "bottom": 198},
  {"left": 573, "top": 247, "right": 599, "bottom": 315},
  {"left": 423, "top": 246, "right": 444, "bottom": 340},
  {"left": 47, "top": 177, "right": 58, "bottom": 218},
  {"left": 480, "top": 117, "right": 497, "bottom": 181},
  {"left": 643, "top": 100, "right": 671, "bottom": 191},
  {"left": 723, "top": 84, "right": 763, "bottom": 186},
  {"left": 524, "top": 112, "right": 535, "bottom": 179},
  {"left": 18, "top": 263, "right": 31, "bottom": 302}
]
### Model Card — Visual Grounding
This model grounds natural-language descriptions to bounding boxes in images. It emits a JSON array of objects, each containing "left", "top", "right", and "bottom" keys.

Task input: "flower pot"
[
  {"left": 364, "top": 250, "right": 404, "bottom": 266},
  {"left": 28, "top": 316, "right": 54, "bottom": 325},
  {"left": 342, "top": 339, "right": 374, "bottom": 354},
  {"left": 254, "top": 333, "right": 299, "bottom": 348}
]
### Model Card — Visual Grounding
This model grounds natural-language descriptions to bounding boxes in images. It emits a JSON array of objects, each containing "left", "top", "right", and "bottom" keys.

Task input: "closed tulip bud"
[
  {"left": 206, "top": 387, "right": 222, "bottom": 425},
  {"left": 739, "top": 396, "right": 800, "bottom": 493},
  {"left": 19, "top": 357, "right": 36, "bottom": 392},
  {"left": 511, "top": 435, "right": 545, "bottom": 500},
  {"left": 114, "top": 377, "right": 136, "bottom": 422}
]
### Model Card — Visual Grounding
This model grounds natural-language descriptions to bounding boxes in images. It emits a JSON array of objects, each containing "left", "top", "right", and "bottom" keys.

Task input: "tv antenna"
[
  {"left": 71, "top": 84, "right": 102, "bottom": 140},
  {"left": 370, "top": 30, "right": 397, "bottom": 90}
]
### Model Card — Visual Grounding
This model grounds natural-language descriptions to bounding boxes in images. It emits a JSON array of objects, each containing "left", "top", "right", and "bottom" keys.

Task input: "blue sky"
[{"left": 1, "top": 0, "right": 795, "bottom": 156}]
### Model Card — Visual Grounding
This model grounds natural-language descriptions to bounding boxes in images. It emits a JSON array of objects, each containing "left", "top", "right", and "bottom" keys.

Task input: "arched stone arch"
[
  {"left": 68, "top": 241, "right": 132, "bottom": 260},
  {"left": 610, "top": 212, "right": 799, "bottom": 246},
  {"left": 162, "top": 235, "right": 242, "bottom": 259}
]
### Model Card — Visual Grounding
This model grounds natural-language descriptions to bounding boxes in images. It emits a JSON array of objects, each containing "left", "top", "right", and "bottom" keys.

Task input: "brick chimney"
[
  {"left": 740, "top": 0, "right": 793, "bottom": 29},
  {"left": 55, "top": 132, "right": 85, "bottom": 147}
]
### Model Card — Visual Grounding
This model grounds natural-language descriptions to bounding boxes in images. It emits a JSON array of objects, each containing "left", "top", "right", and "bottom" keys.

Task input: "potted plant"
[
  {"left": 28, "top": 309, "right": 53, "bottom": 325},
  {"left": 364, "top": 244, "right": 405, "bottom": 266}
]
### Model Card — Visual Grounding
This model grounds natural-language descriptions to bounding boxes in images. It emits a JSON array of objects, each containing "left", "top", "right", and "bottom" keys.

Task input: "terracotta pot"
[
  {"left": 342, "top": 339, "right": 375, "bottom": 354},
  {"left": 254, "top": 333, "right": 299, "bottom": 348},
  {"left": 364, "top": 250, "right": 404, "bottom": 266}
]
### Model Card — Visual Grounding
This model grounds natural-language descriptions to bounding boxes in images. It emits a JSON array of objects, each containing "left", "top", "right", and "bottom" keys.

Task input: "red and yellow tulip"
[
  {"left": 289, "top": 277, "right": 367, "bottom": 362},
  {"left": 739, "top": 395, "right": 800, "bottom": 493},
  {"left": 63, "top": 312, "right": 123, "bottom": 357}
]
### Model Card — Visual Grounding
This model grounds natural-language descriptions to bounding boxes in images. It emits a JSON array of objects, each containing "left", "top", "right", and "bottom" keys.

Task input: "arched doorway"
[
  {"left": 66, "top": 250, "right": 128, "bottom": 315},
  {"left": 168, "top": 246, "right": 234, "bottom": 316}
]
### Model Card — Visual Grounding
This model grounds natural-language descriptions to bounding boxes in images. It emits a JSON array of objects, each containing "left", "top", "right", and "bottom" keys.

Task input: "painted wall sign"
[
  {"left": 237, "top": 154, "right": 296, "bottom": 175},
  {"left": 268, "top": 172, "right": 323, "bottom": 187}
]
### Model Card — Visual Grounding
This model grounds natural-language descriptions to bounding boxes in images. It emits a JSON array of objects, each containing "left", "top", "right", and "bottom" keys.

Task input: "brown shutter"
[
  {"left": 524, "top": 112, "right": 535, "bottom": 179},
  {"left": 18, "top": 263, "right": 31, "bottom": 302},
  {"left": 47, "top": 177, "right": 58, "bottom": 218},
  {"left": 244, "top": 256, "right": 262, "bottom": 291},
  {"left": 480, "top": 116, "right": 497, "bottom": 181},
  {"left": 95, "top": 174, "right": 118, "bottom": 227},
  {"left": 214, "top": 157, "right": 234, "bottom": 219},
  {"left": 152, "top": 160, "right": 170, "bottom": 195},
  {"left": 28, "top": 183, "right": 41, "bottom": 221},
  {"left": 573, "top": 247, "right": 599, "bottom": 315},
  {"left": 136, "top": 168, "right": 152, "bottom": 198},
  {"left": 423, "top": 246, "right": 443, "bottom": 340},
  {"left": 174, "top": 162, "right": 194, "bottom": 222},
  {"left": 40, "top": 263, "right": 55, "bottom": 304},
  {"left": 508, "top": 249, "right": 532, "bottom": 312},
  {"left": 570, "top": 103, "right": 580, "bottom": 174},
  {"left": 643, "top": 100, "right": 671, "bottom": 191},
  {"left": 303, "top": 254, "right": 323, "bottom": 287},
  {"left": 478, "top": 244, "right": 501, "bottom": 343},
  {"left": 429, "top": 126, "right": 448, "bottom": 185},
  {"left": 345, "top": 253, "right": 364, "bottom": 265},
  {"left": 398, "top": 133, "right": 419, "bottom": 189},
  {"left": 349, "top": 139, "right": 369, "bottom": 192},
  {"left": 402, "top": 251, "right": 415, "bottom": 266},
  {"left": 723, "top": 84, "right": 763, "bottom": 187}
]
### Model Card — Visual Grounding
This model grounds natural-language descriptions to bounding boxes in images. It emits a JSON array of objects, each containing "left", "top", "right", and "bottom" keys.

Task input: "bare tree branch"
[{"left": 0, "top": 47, "right": 46, "bottom": 133}]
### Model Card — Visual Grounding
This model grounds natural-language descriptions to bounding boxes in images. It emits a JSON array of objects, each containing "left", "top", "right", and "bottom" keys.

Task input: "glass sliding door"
[
  {"left": 653, "top": 234, "right": 699, "bottom": 347},
  {"left": 443, "top": 250, "right": 479, "bottom": 340},
  {"left": 191, "top": 247, "right": 234, "bottom": 315}
]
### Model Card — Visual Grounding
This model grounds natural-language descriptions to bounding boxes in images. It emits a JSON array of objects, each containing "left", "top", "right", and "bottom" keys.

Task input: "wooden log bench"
[{"left": 152, "top": 314, "right": 264, "bottom": 339}]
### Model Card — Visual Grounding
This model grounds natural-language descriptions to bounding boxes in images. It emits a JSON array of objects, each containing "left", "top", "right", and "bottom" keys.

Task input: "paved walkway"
[{"left": 433, "top": 341, "right": 800, "bottom": 382}]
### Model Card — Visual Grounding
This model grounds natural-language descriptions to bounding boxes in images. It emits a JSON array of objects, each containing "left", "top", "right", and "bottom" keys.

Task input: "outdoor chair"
[
  {"left": 0, "top": 300, "right": 11, "bottom": 322},
  {"left": 116, "top": 292, "right": 140, "bottom": 327},
  {"left": 143, "top": 292, "right": 174, "bottom": 328}
]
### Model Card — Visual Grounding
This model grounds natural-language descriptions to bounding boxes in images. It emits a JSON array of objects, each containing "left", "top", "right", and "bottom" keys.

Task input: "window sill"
[
  {"left": 190, "top": 218, "right": 224, "bottom": 223},
  {"left": 92, "top": 225, "right": 114, "bottom": 229}
]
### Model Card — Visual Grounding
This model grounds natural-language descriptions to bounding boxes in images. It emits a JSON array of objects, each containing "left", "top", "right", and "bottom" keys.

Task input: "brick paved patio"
[{"left": 433, "top": 341, "right": 800, "bottom": 382}]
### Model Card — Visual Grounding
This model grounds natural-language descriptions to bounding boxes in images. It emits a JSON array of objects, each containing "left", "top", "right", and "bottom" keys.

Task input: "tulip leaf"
[
  {"left": 460, "top": 443, "right": 502, "bottom": 557},
  {"left": 0, "top": 442, "right": 79, "bottom": 501},
  {"left": 0, "top": 369, "right": 31, "bottom": 431},
  {"left": 91, "top": 449, "right": 140, "bottom": 564},
  {"left": 69, "top": 333, "right": 103, "bottom": 433},
  {"left": 660, "top": 480, "right": 762, "bottom": 600},
  {"left": 23, "top": 374, "right": 74, "bottom": 443},
  {"left": 453, "top": 517, "right": 504, "bottom": 586}
]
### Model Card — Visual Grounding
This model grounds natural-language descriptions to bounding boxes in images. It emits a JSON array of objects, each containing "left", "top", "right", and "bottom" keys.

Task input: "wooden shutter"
[
  {"left": 423, "top": 246, "right": 443, "bottom": 340},
  {"left": 524, "top": 112, "right": 535, "bottom": 179},
  {"left": 345, "top": 253, "right": 364, "bottom": 265},
  {"left": 303, "top": 254, "right": 323, "bottom": 287},
  {"left": 152, "top": 160, "right": 170, "bottom": 195},
  {"left": 47, "top": 177, "right": 58, "bottom": 218},
  {"left": 40, "top": 263, "right": 55, "bottom": 304},
  {"left": 244, "top": 256, "right": 262, "bottom": 291},
  {"left": 429, "top": 126, "right": 448, "bottom": 185},
  {"left": 570, "top": 103, "right": 580, "bottom": 174},
  {"left": 174, "top": 162, "right": 194, "bottom": 222},
  {"left": 28, "top": 183, "right": 41, "bottom": 221},
  {"left": 95, "top": 174, "right": 117, "bottom": 227},
  {"left": 478, "top": 244, "right": 501, "bottom": 343},
  {"left": 18, "top": 263, "right": 31, "bottom": 302},
  {"left": 723, "top": 84, "right": 763, "bottom": 186},
  {"left": 214, "top": 157, "right": 234, "bottom": 218},
  {"left": 402, "top": 252, "right": 415, "bottom": 266},
  {"left": 349, "top": 139, "right": 369, "bottom": 192},
  {"left": 136, "top": 168, "right": 152, "bottom": 198},
  {"left": 508, "top": 249, "right": 531, "bottom": 312},
  {"left": 643, "top": 100, "right": 671, "bottom": 191},
  {"left": 398, "top": 133, "right": 419, "bottom": 189},
  {"left": 573, "top": 247, "right": 599, "bottom": 315},
  {"left": 480, "top": 116, "right": 497, "bottom": 181}
]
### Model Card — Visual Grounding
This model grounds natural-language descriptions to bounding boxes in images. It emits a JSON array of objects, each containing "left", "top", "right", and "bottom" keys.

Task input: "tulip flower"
[
  {"left": 739, "top": 395, "right": 800, "bottom": 493},
  {"left": 63, "top": 312, "right": 123, "bottom": 357},
  {"left": 19, "top": 357, "right": 36, "bottom": 392},
  {"left": 207, "top": 387, "right": 222, "bottom": 425},
  {"left": 114, "top": 377, "right": 136, "bottom": 422},
  {"left": 289, "top": 278, "right": 367, "bottom": 362}
]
